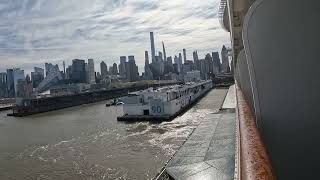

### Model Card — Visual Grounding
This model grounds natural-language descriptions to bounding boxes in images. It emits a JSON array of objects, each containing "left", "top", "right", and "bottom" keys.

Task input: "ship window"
[{"left": 144, "top": 109, "right": 149, "bottom": 115}]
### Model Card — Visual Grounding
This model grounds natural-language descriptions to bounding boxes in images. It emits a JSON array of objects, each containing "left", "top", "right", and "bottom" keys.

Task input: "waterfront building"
[
  {"left": 16, "top": 79, "right": 33, "bottom": 98},
  {"left": 100, "top": 61, "right": 108, "bottom": 78},
  {"left": 150, "top": 32, "right": 156, "bottom": 63},
  {"left": 36, "top": 65, "right": 63, "bottom": 93},
  {"left": 87, "top": 59, "right": 96, "bottom": 84},
  {"left": 71, "top": 59, "right": 86, "bottom": 83}
]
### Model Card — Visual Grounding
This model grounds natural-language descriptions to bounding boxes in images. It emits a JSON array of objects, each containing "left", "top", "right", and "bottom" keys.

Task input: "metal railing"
[{"left": 236, "top": 84, "right": 276, "bottom": 180}]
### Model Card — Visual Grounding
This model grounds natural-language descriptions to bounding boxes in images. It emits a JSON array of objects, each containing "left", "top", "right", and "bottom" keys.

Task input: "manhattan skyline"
[{"left": 0, "top": 0, "right": 230, "bottom": 74}]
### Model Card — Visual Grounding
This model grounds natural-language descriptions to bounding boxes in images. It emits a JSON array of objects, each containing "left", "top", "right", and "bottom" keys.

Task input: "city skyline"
[{"left": 0, "top": 0, "right": 230, "bottom": 74}]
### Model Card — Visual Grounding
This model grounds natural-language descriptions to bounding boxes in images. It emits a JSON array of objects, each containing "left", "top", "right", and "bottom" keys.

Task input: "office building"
[
  {"left": 31, "top": 67, "right": 44, "bottom": 88},
  {"left": 87, "top": 59, "right": 96, "bottom": 84},
  {"left": 6, "top": 69, "right": 14, "bottom": 98},
  {"left": 100, "top": 61, "right": 108, "bottom": 78},
  {"left": 119, "top": 56, "right": 127, "bottom": 78},
  {"left": 212, "top": 52, "right": 221, "bottom": 74},
  {"left": 71, "top": 59, "right": 86, "bottom": 83},
  {"left": 13, "top": 68, "right": 25, "bottom": 97},
  {"left": 221, "top": 45, "right": 230, "bottom": 73},
  {"left": 0, "top": 73, "right": 7, "bottom": 98}
]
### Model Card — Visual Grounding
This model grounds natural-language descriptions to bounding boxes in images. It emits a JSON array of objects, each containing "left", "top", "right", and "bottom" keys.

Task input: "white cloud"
[{"left": 0, "top": 0, "right": 230, "bottom": 74}]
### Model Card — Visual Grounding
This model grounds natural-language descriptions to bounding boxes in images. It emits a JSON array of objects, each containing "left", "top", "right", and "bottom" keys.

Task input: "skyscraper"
[
  {"left": 31, "top": 67, "right": 44, "bottom": 88},
  {"left": 119, "top": 56, "right": 127, "bottom": 78},
  {"left": 71, "top": 59, "right": 86, "bottom": 83},
  {"left": 162, "top": 42, "right": 167, "bottom": 62},
  {"left": 212, "top": 52, "right": 221, "bottom": 74},
  {"left": 144, "top": 51, "right": 153, "bottom": 80},
  {"left": 0, "top": 73, "right": 7, "bottom": 98},
  {"left": 126, "top": 56, "right": 139, "bottom": 82},
  {"left": 183, "top": 49, "right": 187, "bottom": 64},
  {"left": 150, "top": 32, "right": 156, "bottom": 63},
  {"left": 45, "top": 63, "right": 55, "bottom": 76},
  {"left": 221, "top": 45, "right": 230, "bottom": 73},
  {"left": 100, "top": 61, "right": 108, "bottom": 78},
  {"left": 112, "top": 63, "right": 118, "bottom": 75},
  {"left": 87, "top": 59, "right": 96, "bottom": 84},
  {"left": 13, "top": 68, "right": 25, "bottom": 96},
  {"left": 6, "top": 69, "right": 14, "bottom": 97},
  {"left": 159, "top": 51, "right": 163, "bottom": 61}
]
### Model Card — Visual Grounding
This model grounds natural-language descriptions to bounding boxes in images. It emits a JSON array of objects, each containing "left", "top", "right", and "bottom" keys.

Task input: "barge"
[{"left": 117, "top": 80, "right": 213, "bottom": 121}]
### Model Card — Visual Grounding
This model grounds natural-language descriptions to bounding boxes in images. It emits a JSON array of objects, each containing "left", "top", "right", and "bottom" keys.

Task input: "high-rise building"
[
  {"left": 13, "top": 68, "right": 25, "bottom": 97},
  {"left": 87, "top": 59, "right": 96, "bottom": 84},
  {"left": 100, "top": 61, "right": 108, "bottom": 78},
  {"left": 111, "top": 63, "right": 118, "bottom": 75},
  {"left": 159, "top": 51, "right": 163, "bottom": 61},
  {"left": 31, "top": 67, "right": 44, "bottom": 88},
  {"left": 183, "top": 49, "right": 187, "bottom": 64},
  {"left": 0, "top": 72, "right": 7, "bottom": 98},
  {"left": 71, "top": 59, "right": 86, "bottom": 83},
  {"left": 221, "top": 45, "right": 230, "bottom": 73},
  {"left": 126, "top": 56, "right": 139, "bottom": 82},
  {"left": 6, "top": 69, "right": 14, "bottom": 98},
  {"left": 150, "top": 32, "right": 156, "bottom": 63},
  {"left": 162, "top": 42, "right": 167, "bottom": 62},
  {"left": 212, "top": 52, "right": 221, "bottom": 74},
  {"left": 45, "top": 63, "right": 55, "bottom": 76},
  {"left": 119, "top": 56, "right": 127, "bottom": 78},
  {"left": 144, "top": 51, "right": 153, "bottom": 80}
]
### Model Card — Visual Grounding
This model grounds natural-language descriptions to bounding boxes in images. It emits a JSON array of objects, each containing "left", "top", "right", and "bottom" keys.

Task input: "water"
[{"left": 0, "top": 95, "right": 219, "bottom": 180}]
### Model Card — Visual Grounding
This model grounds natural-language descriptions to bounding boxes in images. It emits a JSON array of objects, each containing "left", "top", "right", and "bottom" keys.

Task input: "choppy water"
[{"left": 0, "top": 97, "right": 217, "bottom": 180}]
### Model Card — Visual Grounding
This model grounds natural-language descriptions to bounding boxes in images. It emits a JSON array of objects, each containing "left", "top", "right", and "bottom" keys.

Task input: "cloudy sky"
[{"left": 0, "top": 0, "right": 230, "bottom": 74}]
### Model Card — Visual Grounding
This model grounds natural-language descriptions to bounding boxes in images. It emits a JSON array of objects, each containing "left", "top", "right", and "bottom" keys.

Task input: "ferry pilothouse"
[{"left": 117, "top": 80, "right": 213, "bottom": 121}]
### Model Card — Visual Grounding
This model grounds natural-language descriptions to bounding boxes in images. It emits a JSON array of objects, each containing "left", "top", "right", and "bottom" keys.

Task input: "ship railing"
[{"left": 235, "top": 84, "right": 276, "bottom": 179}]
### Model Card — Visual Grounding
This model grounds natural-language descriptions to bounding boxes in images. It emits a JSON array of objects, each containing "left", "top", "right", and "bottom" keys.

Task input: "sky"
[{"left": 0, "top": 0, "right": 230, "bottom": 74}]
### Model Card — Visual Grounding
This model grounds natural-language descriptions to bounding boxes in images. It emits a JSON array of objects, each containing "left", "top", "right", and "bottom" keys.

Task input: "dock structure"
[{"left": 157, "top": 85, "right": 236, "bottom": 180}]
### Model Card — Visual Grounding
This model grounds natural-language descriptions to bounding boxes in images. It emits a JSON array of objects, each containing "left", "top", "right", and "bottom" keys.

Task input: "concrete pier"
[{"left": 159, "top": 85, "right": 236, "bottom": 180}]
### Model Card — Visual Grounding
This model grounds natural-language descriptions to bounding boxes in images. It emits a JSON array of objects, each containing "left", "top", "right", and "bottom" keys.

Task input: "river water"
[{"left": 0, "top": 90, "right": 225, "bottom": 180}]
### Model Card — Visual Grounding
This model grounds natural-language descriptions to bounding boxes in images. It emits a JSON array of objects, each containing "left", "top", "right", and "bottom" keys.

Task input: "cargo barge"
[{"left": 117, "top": 80, "right": 213, "bottom": 121}]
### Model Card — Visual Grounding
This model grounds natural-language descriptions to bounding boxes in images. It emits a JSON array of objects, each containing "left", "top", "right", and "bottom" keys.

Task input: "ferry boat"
[{"left": 117, "top": 80, "right": 212, "bottom": 121}]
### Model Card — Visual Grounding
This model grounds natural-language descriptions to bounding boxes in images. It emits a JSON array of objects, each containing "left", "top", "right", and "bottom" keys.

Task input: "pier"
[{"left": 157, "top": 85, "right": 236, "bottom": 179}]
